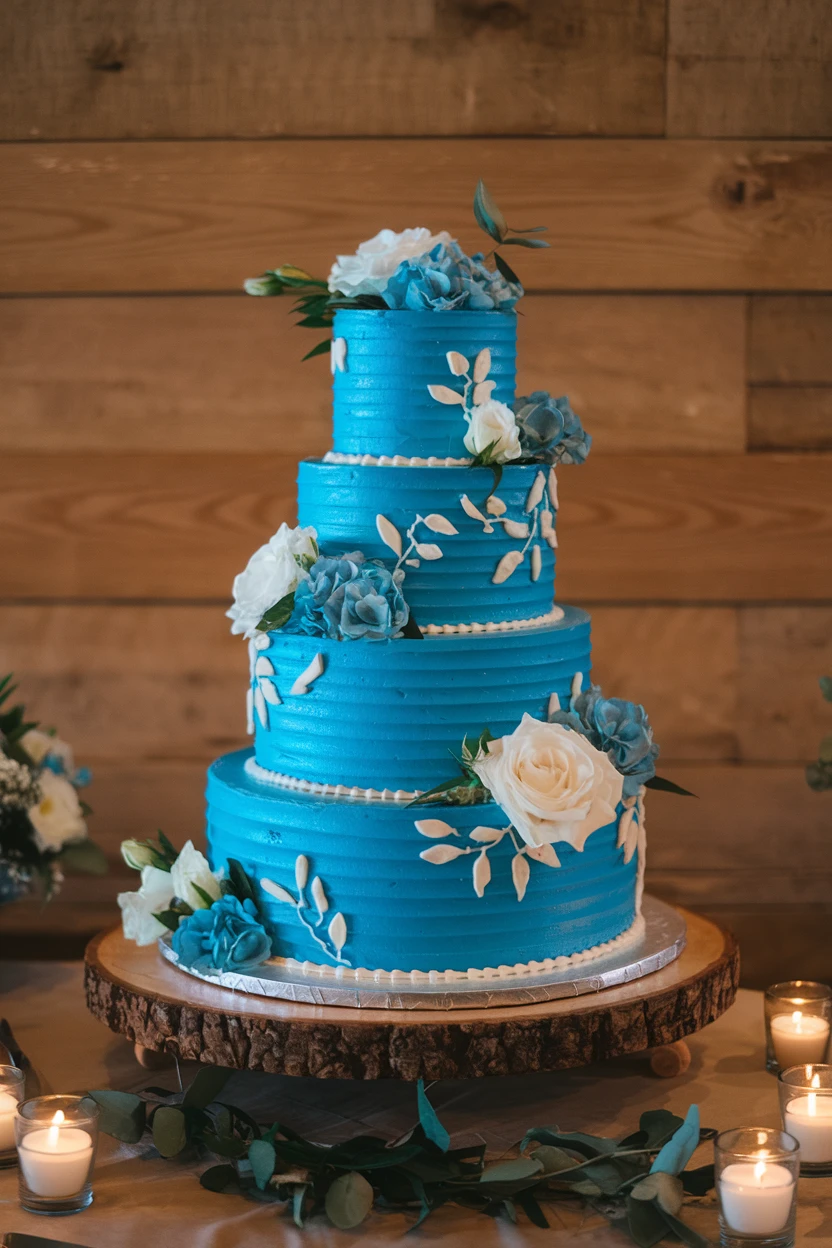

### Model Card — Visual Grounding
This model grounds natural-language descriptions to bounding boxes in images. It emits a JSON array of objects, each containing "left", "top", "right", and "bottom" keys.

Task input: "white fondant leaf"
[
  {"left": 548, "top": 466, "right": 559, "bottom": 509},
  {"left": 415, "top": 542, "right": 443, "bottom": 560},
  {"left": 472, "top": 380, "right": 496, "bottom": 405},
  {"left": 571, "top": 671, "right": 584, "bottom": 705},
  {"left": 330, "top": 337, "right": 348, "bottom": 375},
  {"left": 473, "top": 348, "right": 491, "bottom": 383},
  {"left": 328, "top": 912, "right": 347, "bottom": 954},
  {"left": 525, "top": 470, "right": 546, "bottom": 513},
  {"left": 254, "top": 685, "right": 269, "bottom": 729},
  {"left": 539, "top": 508, "right": 554, "bottom": 537},
  {"left": 423, "top": 513, "right": 459, "bottom": 536},
  {"left": 527, "top": 843, "right": 561, "bottom": 869},
  {"left": 245, "top": 686, "right": 254, "bottom": 735},
  {"left": 547, "top": 691, "right": 561, "bottom": 718},
  {"left": 492, "top": 550, "right": 523, "bottom": 584},
  {"left": 469, "top": 826, "right": 503, "bottom": 843},
  {"left": 253, "top": 633, "right": 271, "bottom": 651},
  {"left": 503, "top": 519, "right": 530, "bottom": 539},
  {"left": 311, "top": 875, "right": 328, "bottom": 916},
  {"left": 255, "top": 655, "right": 275, "bottom": 678},
  {"left": 415, "top": 819, "right": 459, "bottom": 839},
  {"left": 460, "top": 493, "right": 493, "bottom": 532},
  {"left": 446, "top": 350, "right": 469, "bottom": 376},
  {"left": 428, "top": 384, "right": 465, "bottom": 406},
  {"left": 545, "top": 529, "right": 558, "bottom": 550},
  {"left": 295, "top": 854, "right": 309, "bottom": 891},
  {"left": 405, "top": 558, "right": 420, "bottom": 567},
  {"left": 260, "top": 877, "right": 296, "bottom": 906},
  {"left": 530, "top": 544, "right": 542, "bottom": 581},
  {"left": 420, "top": 844, "right": 466, "bottom": 865},
  {"left": 473, "top": 850, "right": 491, "bottom": 898},
  {"left": 261, "top": 679, "right": 281, "bottom": 705},
  {"left": 512, "top": 852, "right": 530, "bottom": 902},
  {"left": 485, "top": 495, "right": 507, "bottom": 516},
  {"left": 376, "top": 514, "right": 402, "bottom": 557},
  {"left": 290, "top": 652, "right": 325, "bottom": 696}
]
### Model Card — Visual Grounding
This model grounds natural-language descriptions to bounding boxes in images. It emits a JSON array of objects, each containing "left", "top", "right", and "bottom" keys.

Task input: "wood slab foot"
[
  {"left": 134, "top": 1042, "right": 176, "bottom": 1070},
  {"left": 649, "top": 1039, "right": 692, "bottom": 1078}
]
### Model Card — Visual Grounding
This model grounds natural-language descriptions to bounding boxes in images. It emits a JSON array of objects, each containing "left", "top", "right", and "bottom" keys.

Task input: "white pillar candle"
[
  {"left": 720, "top": 1159, "right": 794, "bottom": 1235},
  {"left": 784, "top": 1088, "right": 832, "bottom": 1163},
  {"left": 0, "top": 1090, "right": 18, "bottom": 1151},
  {"left": 770, "top": 1011, "right": 830, "bottom": 1068},
  {"left": 18, "top": 1111, "right": 93, "bottom": 1198}
]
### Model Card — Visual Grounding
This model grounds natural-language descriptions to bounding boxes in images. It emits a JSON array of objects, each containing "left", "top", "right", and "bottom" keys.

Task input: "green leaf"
[
  {"left": 632, "top": 1172, "right": 684, "bottom": 1216},
  {"left": 637, "top": 1109, "right": 685, "bottom": 1150},
  {"left": 302, "top": 338, "right": 332, "bottom": 362},
  {"left": 529, "top": 1144, "right": 579, "bottom": 1175},
  {"left": 88, "top": 1089, "right": 146, "bottom": 1143},
  {"left": 480, "top": 1157, "right": 543, "bottom": 1184},
  {"left": 818, "top": 733, "right": 832, "bottom": 763},
  {"left": 644, "top": 775, "right": 697, "bottom": 797},
  {"left": 59, "top": 838, "right": 108, "bottom": 875},
  {"left": 226, "top": 858, "right": 256, "bottom": 904},
  {"left": 508, "top": 225, "right": 548, "bottom": 234},
  {"left": 657, "top": 1207, "right": 713, "bottom": 1248},
  {"left": 819, "top": 675, "right": 832, "bottom": 702},
  {"left": 400, "top": 610, "right": 424, "bottom": 640},
  {"left": 493, "top": 252, "right": 521, "bottom": 286},
  {"left": 156, "top": 830, "right": 180, "bottom": 865},
  {"left": 681, "top": 1163, "right": 715, "bottom": 1196},
  {"left": 516, "top": 1190, "right": 549, "bottom": 1228},
  {"left": 152, "top": 908, "right": 183, "bottom": 933},
  {"left": 626, "top": 1193, "right": 670, "bottom": 1248},
  {"left": 582, "top": 1157, "right": 632, "bottom": 1195},
  {"left": 183, "top": 1065, "right": 232, "bottom": 1110},
  {"left": 152, "top": 1105, "right": 188, "bottom": 1157},
  {"left": 417, "top": 1080, "right": 450, "bottom": 1152},
  {"left": 651, "top": 1105, "right": 700, "bottom": 1176},
  {"left": 199, "top": 1163, "right": 239, "bottom": 1193},
  {"left": 256, "top": 591, "right": 296, "bottom": 633},
  {"left": 500, "top": 237, "right": 550, "bottom": 249},
  {"left": 201, "top": 1131, "right": 248, "bottom": 1159},
  {"left": 473, "top": 179, "right": 508, "bottom": 243},
  {"left": 190, "top": 882, "right": 216, "bottom": 909},
  {"left": 249, "top": 1138, "right": 276, "bottom": 1190},
  {"left": 521, "top": 1128, "right": 617, "bottom": 1158},
  {"left": 325, "top": 1171, "right": 374, "bottom": 1229}
]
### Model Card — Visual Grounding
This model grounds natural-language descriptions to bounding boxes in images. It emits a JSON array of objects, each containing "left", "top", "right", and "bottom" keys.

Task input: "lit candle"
[
  {"left": 784, "top": 1072, "right": 832, "bottom": 1164},
  {"left": 770, "top": 1010, "right": 830, "bottom": 1069},
  {"left": 719, "top": 1154, "right": 795, "bottom": 1235},
  {"left": 0, "top": 1090, "right": 17, "bottom": 1151},
  {"left": 17, "top": 1110, "right": 94, "bottom": 1198}
]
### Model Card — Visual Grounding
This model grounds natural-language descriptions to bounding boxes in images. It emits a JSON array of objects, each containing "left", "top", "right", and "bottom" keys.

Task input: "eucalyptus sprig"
[
  {"left": 807, "top": 675, "right": 832, "bottom": 791},
  {"left": 472, "top": 179, "right": 550, "bottom": 287},
  {"left": 244, "top": 264, "right": 387, "bottom": 361},
  {"left": 409, "top": 728, "right": 493, "bottom": 806},
  {"left": 90, "top": 1071, "right": 714, "bottom": 1242}
]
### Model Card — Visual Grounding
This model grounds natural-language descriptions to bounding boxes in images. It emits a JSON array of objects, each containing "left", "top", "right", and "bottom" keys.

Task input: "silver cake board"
[{"left": 159, "top": 895, "right": 686, "bottom": 1012}]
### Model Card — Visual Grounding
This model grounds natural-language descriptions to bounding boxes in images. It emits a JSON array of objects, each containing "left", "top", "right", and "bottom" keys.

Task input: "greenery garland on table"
[{"left": 87, "top": 1069, "right": 716, "bottom": 1246}]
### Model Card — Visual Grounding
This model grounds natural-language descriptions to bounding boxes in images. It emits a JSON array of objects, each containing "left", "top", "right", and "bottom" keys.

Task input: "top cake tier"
[{"left": 331, "top": 309, "right": 516, "bottom": 461}]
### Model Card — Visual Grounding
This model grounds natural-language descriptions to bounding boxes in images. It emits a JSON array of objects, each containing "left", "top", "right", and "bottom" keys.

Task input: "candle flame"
[
  {"left": 47, "top": 1108, "right": 65, "bottom": 1150},
  {"left": 754, "top": 1159, "right": 767, "bottom": 1183}
]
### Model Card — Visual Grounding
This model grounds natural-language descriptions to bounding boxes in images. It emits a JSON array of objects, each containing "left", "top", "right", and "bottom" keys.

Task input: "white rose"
[
  {"left": 463, "top": 400, "right": 522, "bottom": 463},
  {"left": 118, "top": 865, "right": 174, "bottom": 946},
  {"left": 169, "top": 840, "right": 222, "bottom": 910},
  {"left": 472, "top": 714, "right": 623, "bottom": 850},
  {"left": 27, "top": 770, "right": 87, "bottom": 851},
  {"left": 328, "top": 228, "right": 453, "bottom": 297},
  {"left": 227, "top": 522, "right": 318, "bottom": 638}
]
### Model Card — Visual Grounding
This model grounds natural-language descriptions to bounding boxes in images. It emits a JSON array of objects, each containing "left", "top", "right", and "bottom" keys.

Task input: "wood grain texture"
[
  {"left": 83, "top": 915, "right": 739, "bottom": 1078},
  {"left": 749, "top": 296, "right": 832, "bottom": 383},
  {"left": 3, "top": 453, "right": 830, "bottom": 601},
  {"left": 0, "top": 0, "right": 666, "bottom": 141},
  {"left": 694, "top": 906, "right": 832, "bottom": 991},
  {"left": 0, "top": 294, "right": 746, "bottom": 455},
  {"left": 667, "top": 0, "right": 832, "bottom": 138},
  {"left": 749, "top": 388, "right": 832, "bottom": 451},
  {"left": 3, "top": 140, "right": 832, "bottom": 293}
]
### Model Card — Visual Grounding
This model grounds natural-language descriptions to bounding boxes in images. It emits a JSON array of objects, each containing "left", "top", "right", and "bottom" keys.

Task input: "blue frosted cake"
[{"left": 120, "top": 196, "right": 686, "bottom": 988}]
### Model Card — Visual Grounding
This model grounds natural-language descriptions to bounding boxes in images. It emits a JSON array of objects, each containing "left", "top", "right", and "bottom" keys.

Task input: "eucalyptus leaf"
[
  {"left": 529, "top": 1144, "right": 579, "bottom": 1174},
  {"left": 516, "top": 1190, "right": 549, "bottom": 1228},
  {"left": 249, "top": 1138, "right": 277, "bottom": 1190},
  {"left": 632, "top": 1171, "right": 684, "bottom": 1215},
  {"left": 480, "top": 1157, "right": 542, "bottom": 1184},
  {"left": 681, "top": 1163, "right": 715, "bottom": 1195},
  {"left": 325, "top": 1171, "right": 374, "bottom": 1230},
  {"left": 88, "top": 1089, "right": 146, "bottom": 1143},
  {"left": 199, "top": 1163, "right": 239, "bottom": 1193},
  {"left": 650, "top": 1105, "right": 700, "bottom": 1177},
  {"left": 634, "top": 1109, "right": 685, "bottom": 1150},
  {"left": 184, "top": 1065, "right": 233, "bottom": 1110},
  {"left": 494, "top": 251, "right": 521, "bottom": 288},
  {"left": 473, "top": 179, "right": 507, "bottom": 243},
  {"left": 658, "top": 1207, "right": 713, "bottom": 1247},
  {"left": 500, "top": 237, "right": 550, "bottom": 249},
  {"left": 626, "top": 1193, "right": 670, "bottom": 1248},
  {"left": 417, "top": 1080, "right": 450, "bottom": 1152},
  {"left": 581, "top": 1156, "right": 632, "bottom": 1195},
  {"left": 152, "top": 1105, "right": 188, "bottom": 1158}
]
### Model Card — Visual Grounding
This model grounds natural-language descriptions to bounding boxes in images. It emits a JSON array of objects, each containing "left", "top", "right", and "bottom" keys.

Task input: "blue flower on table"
[
  {"left": 382, "top": 240, "right": 523, "bottom": 312},
  {"left": 552, "top": 685, "right": 659, "bottom": 798},
  {"left": 514, "top": 391, "right": 592, "bottom": 465},
  {"left": 171, "top": 895, "right": 271, "bottom": 974},
  {"left": 289, "top": 552, "right": 409, "bottom": 641}
]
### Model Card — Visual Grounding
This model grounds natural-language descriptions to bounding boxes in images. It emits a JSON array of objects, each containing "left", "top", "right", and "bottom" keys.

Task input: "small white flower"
[
  {"left": 227, "top": 522, "right": 318, "bottom": 639},
  {"left": 118, "top": 865, "right": 175, "bottom": 946},
  {"left": 463, "top": 400, "right": 522, "bottom": 464},
  {"left": 472, "top": 714, "right": 623, "bottom": 851},
  {"left": 0, "top": 755, "right": 40, "bottom": 809},
  {"left": 328, "top": 228, "right": 452, "bottom": 297},
  {"left": 169, "top": 840, "right": 222, "bottom": 909},
  {"left": 27, "top": 770, "right": 86, "bottom": 851}
]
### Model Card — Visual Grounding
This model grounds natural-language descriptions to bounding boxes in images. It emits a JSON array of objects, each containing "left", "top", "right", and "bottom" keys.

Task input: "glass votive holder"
[
  {"left": 15, "top": 1094, "right": 99, "bottom": 1215},
  {"left": 0, "top": 1066, "right": 26, "bottom": 1168},
  {"left": 765, "top": 981, "right": 831, "bottom": 1073},
  {"left": 715, "top": 1128, "right": 799, "bottom": 1248},
  {"left": 778, "top": 1064, "right": 832, "bottom": 1176}
]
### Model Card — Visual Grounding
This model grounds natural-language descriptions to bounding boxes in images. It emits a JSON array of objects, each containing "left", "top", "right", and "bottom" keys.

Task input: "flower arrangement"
[
  {"left": 0, "top": 674, "right": 105, "bottom": 903},
  {"left": 244, "top": 182, "right": 549, "bottom": 359},
  {"left": 806, "top": 675, "right": 832, "bottom": 791},
  {"left": 118, "top": 832, "right": 272, "bottom": 975}
]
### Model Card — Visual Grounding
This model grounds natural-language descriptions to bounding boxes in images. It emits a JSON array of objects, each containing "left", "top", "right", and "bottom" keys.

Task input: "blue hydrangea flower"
[
  {"left": 172, "top": 895, "right": 271, "bottom": 974},
  {"left": 552, "top": 685, "right": 659, "bottom": 798},
  {"left": 382, "top": 240, "right": 523, "bottom": 312},
  {"left": 290, "top": 552, "right": 409, "bottom": 641},
  {"left": 514, "top": 391, "right": 592, "bottom": 465}
]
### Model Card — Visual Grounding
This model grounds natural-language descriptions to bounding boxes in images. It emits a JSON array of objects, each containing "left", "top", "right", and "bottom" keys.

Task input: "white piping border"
[
  {"left": 324, "top": 451, "right": 471, "bottom": 467},
  {"left": 423, "top": 606, "right": 564, "bottom": 634},
  {"left": 245, "top": 756, "right": 423, "bottom": 801}
]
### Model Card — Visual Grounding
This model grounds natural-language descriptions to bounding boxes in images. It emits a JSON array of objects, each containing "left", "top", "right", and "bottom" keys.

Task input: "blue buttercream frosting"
[
  {"left": 332, "top": 309, "right": 516, "bottom": 459},
  {"left": 251, "top": 610, "right": 591, "bottom": 792},
  {"left": 297, "top": 461, "right": 556, "bottom": 627},
  {"left": 206, "top": 749, "right": 638, "bottom": 974}
]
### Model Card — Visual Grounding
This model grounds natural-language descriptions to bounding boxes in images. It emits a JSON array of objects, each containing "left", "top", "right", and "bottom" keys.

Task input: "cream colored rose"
[
  {"left": 463, "top": 400, "right": 522, "bottom": 463},
  {"left": 328, "top": 228, "right": 452, "bottom": 297},
  {"left": 27, "top": 770, "right": 87, "bottom": 851},
  {"left": 227, "top": 522, "right": 318, "bottom": 638},
  {"left": 472, "top": 714, "right": 623, "bottom": 850}
]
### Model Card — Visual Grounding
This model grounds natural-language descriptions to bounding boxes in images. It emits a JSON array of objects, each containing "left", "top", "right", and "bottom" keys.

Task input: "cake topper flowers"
[{"left": 243, "top": 182, "right": 549, "bottom": 359}]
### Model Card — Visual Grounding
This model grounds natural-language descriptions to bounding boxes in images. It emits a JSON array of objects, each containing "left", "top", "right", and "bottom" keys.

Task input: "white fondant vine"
[
  {"left": 247, "top": 637, "right": 282, "bottom": 732},
  {"left": 417, "top": 821, "right": 560, "bottom": 901},
  {"left": 427, "top": 347, "right": 495, "bottom": 427},
  {"left": 260, "top": 855, "right": 350, "bottom": 966},
  {"left": 376, "top": 511, "right": 459, "bottom": 573},
  {"left": 460, "top": 472, "right": 554, "bottom": 586}
]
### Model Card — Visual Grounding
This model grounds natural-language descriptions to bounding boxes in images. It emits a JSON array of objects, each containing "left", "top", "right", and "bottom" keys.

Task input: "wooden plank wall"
[{"left": 1, "top": 0, "right": 830, "bottom": 984}]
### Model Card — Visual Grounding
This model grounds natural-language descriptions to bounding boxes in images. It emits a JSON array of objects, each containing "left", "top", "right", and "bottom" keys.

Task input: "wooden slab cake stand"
[{"left": 85, "top": 907, "right": 739, "bottom": 1080}]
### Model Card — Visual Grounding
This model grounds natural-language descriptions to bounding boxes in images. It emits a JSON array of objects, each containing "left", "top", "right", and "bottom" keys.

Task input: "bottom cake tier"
[{"left": 206, "top": 749, "right": 646, "bottom": 980}]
